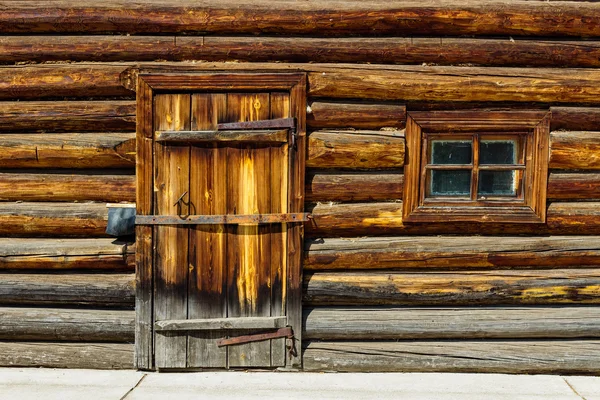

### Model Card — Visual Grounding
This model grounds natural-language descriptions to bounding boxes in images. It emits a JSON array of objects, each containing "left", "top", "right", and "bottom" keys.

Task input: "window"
[{"left": 403, "top": 110, "right": 550, "bottom": 223}]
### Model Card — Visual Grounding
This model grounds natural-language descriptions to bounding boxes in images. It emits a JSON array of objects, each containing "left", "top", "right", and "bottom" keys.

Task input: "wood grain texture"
[
  {"left": 307, "top": 101, "right": 406, "bottom": 130},
  {"left": 0, "top": 307, "right": 134, "bottom": 342},
  {"left": 551, "top": 107, "right": 600, "bottom": 131},
  {"left": 0, "top": 202, "right": 109, "bottom": 237},
  {"left": 306, "top": 171, "right": 403, "bottom": 202},
  {"left": 0, "top": 133, "right": 135, "bottom": 169},
  {"left": 303, "top": 340, "right": 600, "bottom": 374},
  {"left": 303, "top": 306, "right": 600, "bottom": 340},
  {"left": 548, "top": 173, "right": 600, "bottom": 200},
  {"left": 307, "top": 130, "right": 404, "bottom": 169},
  {"left": 0, "top": 342, "right": 133, "bottom": 369},
  {"left": 0, "top": 65, "right": 132, "bottom": 99},
  {"left": 306, "top": 201, "right": 600, "bottom": 236},
  {"left": 303, "top": 269, "right": 600, "bottom": 306},
  {"left": 0, "top": 238, "right": 134, "bottom": 270},
  {"left": 2, "top": 1, "right": 600, "bottom": 37},
  {"left": 305, "top": 236, "right": 600, "bottom": 271},
  {"left": 550, "top": 131, "right": 600, "bottom": 170},
  {"left": 0, "top": 101, "right": 135, "bottom": 132},
  {"left": 0, "top": 273, "right": 135, "bottom": 307},
  {"left": 0, "top": 173, "right": 135, "bottom": 202}
]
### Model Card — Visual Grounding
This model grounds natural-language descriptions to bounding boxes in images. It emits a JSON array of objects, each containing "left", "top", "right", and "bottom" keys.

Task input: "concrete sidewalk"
[{"left": 0, "top": 368, "right": 599, "bottom": 400}]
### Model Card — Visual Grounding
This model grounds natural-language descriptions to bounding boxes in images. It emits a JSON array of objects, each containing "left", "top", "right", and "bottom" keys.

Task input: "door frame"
[{"left": 134, "top": 72, "right": 307, "bottom": 370}]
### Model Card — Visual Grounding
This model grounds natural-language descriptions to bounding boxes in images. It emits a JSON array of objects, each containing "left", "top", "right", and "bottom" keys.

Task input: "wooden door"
[{"left": 135, "top": 74, "right": 306, "bottom": 371}]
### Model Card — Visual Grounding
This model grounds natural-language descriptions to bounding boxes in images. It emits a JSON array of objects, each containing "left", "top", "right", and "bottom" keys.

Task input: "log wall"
[{"left": 0, "top": 0, "right": 599, "bottom": 373}]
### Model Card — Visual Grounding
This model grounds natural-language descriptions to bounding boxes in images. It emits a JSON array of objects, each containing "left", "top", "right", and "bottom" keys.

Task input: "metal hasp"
[
  {"left": 135, "top": 212, "right": 311, "bottom": 225},
  {"left": 216, "top": 327, "right": 297, "bottom": 359}
]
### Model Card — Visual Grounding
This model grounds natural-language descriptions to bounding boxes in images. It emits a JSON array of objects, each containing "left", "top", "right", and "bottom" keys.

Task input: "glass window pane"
[
  {"left": 429, "top": 170, "right": 471, "bottom": 196},
  {"left": 478, "top": 170, "right": 517, "bottom": 196},
  {"left": 480, "top": 140, "right": 517, "bottom": 165},
  {"left": 431, "top": 140, "right": 472, "bottom": 165}
]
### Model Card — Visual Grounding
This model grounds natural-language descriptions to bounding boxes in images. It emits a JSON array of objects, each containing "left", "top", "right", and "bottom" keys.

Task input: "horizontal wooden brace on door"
[
  {"left": 136, "top": 213, "right": 311, "bottom": 225},
  {"left": 155, "top": 316, "right": 287, "bottom": 332},
  {"left": 155, "top": 129, "right": 289, "bottom": 143}
]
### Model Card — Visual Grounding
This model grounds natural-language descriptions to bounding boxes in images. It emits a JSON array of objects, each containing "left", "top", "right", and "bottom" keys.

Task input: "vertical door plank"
[
  {"left": 269, "top": 92, "right": 290, "bottom": 367},
  {"left": 154, "top": 94, "right": 191, "bottom": 369},
  {"left": 226, "top": 92, "right": 272, "bottom": 368},
  {"left": 188, "top": 93, "right": 228, "bottom": 368}
]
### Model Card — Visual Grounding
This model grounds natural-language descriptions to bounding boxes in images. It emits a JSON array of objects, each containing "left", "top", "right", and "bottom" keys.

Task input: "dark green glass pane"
[
  {"left": 431, "top": 140, "right": 472, "bottom": 165},
  {"left": 478, "top": 170, "right": 517, "bottom": 196},
  {"left": 480, "top": 140, "right": 517, "bottom": 165},
  {"left": 430, "top": 170, "right": 471, "bottom": 196}
]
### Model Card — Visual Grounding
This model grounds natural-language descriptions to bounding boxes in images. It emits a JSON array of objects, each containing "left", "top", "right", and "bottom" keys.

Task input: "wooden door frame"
[{"left": 134, "top": 72, "right": 307, "bottom": 370}]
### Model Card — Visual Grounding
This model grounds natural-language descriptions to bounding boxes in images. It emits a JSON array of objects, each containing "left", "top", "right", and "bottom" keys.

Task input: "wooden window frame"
[{"left": 403, "top": 110, "right": 550, "bottom": 223}]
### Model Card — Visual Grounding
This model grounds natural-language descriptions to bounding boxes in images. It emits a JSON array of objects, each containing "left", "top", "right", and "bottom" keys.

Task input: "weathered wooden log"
[
  {"left": 550, "top": 131, "right": 600, "bottom": 170},
  {"left": 0, "top": 202, "right": 110, "bottom": 237},
  {"left": 306, "top": 201, "right": 600, "bottom": 236},
  {"left": 550, "top": 107, "right": 600, "bottom": 132},
  {"left": 309, "top": 67, "right": 600, "bottom": 104},
  {"left": 0, "top": 342, "right": 133, "bottom": 369},
  {"left": 0, "top": 173, "right": 135, "bottom": 202},
  {"left": 6, "top": 37, "right": 600, "bottom": 68},
  {"left": 0, "top": 133, "right": 135, "bottom": 168},
  {"left": 0, "top": 239, "right": 134, "bottom": 270},
  {"left": 307, "top": 101, "right": 406, "bottom": 130},
  {"left": 0, "top": 65, "right": 133, "bottom": 100},
  {"left": 303, "top": 340, "right": 600, "bottom": 373},
  {"left": 303, "top": 269, "right": 600, "bottom": 306},
  {"left": 2, "top": 1, "right": 600, "bottom": 37},
  {"left": 0, "top": 273, "right": 135, "bottom": 307},
  {"left": 0, "top": 307, "right": 134, "bottom": 342},
  {"left": 304, "top": 306, "right": 600, "bottom": 340},
  {"left": 306, "top": 171, "right": 403, "bottom": 202},
  {"left": 307, "top": 130, "right": 404, "bottom": 169},
  {"left": 305, "top": 236, "right": 600, "bottom": 271},
  {"left": 0, "top": 101, "right": 135, "bottom": 132},
  {"left": 547, "top": 173, "right": 600, "bottom": 200}
]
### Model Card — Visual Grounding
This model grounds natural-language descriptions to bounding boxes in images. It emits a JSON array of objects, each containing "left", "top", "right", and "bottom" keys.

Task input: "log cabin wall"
[{"left": 0, "top": 0, "right": 599, "bottom": 372}]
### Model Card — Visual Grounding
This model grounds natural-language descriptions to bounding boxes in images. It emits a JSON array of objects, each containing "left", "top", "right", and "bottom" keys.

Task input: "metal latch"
[
  {"left": 216, "top": 326, "right": 297, "bottom": 359},
  {"left": 217, "top": 117, "right": 297, "bottom": 148}
]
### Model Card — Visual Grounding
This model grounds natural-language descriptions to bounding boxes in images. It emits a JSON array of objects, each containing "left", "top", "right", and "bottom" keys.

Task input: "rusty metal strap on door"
[
  {"left": 135, "top": 212, "right": 311, "bottom": 225},
  {"left": 216, "top": 327, "right": 294, "bottom": 347}
]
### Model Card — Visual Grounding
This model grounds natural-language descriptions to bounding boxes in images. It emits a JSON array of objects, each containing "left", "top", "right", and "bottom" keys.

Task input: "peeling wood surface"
[
  {"left": 0, "top": 238, "right": 134, "bottom": 270},
  {"left": 0, "top": 342, "right": 134, "bottom": 369},
  {"left": 0, "top": 173, "right": 135, "bottom": 202},
  {"left": 305, "top": 236, "right": 600, "bottom": 270},
  {"left": 0, "top": 273, "right": 135, "bottom": 307},
  {"left": 0, "top": 133, "right": 135, "bottom": 169},
  {"left": 0, "top": 307, "right": 134, "bottom": 342},
  {"left": 304, "top": 269, "right": 600, "bottom": 306},
  {"left": 303, "top": 340, "right": 600, "bottom": 373},
  {"left": 303, "top": 306, "right": 600, "bottom": 340}
]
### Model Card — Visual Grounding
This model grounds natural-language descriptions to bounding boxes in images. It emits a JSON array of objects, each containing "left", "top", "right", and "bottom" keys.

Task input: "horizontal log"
[
  {"left": 307, "top": 101, "right": 406, "bottom": 130},
  {"left": 0, "top": 173, "right": 135, "bottom": 202},
  {"left": 2, "top": 1, "right": 600, "bottom": 37},
  {"left": 550, "top": 107, "right": 600, "bottom": 131},
  {"left": 304, "top": 306, "right": 600, "bottom": 340},
  {"left": 303, "top": 340, "right": 600, "bottom": 373},
  {"left": 0, "top": 101, "right": 135, "bottom": 132},
  {"left": 550, "top": 131, "right": 600, "bottom": 170},
  {"left": 306, "top": 171, "right": 403, "bottom": 202},
  {"left": 305, "top": 236, "right": 600, "bottom": 270},
  {"left": 7, "top": 36, "right": 600, "bottom": 68},
  {"left": 0, "top": 202, "right": 109, "bottom": 237},
  {"left": 309, "top": 67, "right": 600, "bottom": 103},
  {"left": 307, "top": 130, "right": 405, "bottom": 169},
  {"left": 0, "top": 273, "right": 135, "bottom": 307},
  {"left": 547, "top": 173, "right": 600, "bottom": 200},
  {"left": 0, "top": 238, "right": 134, "bottom": 270},
  {"left": 0, "top": 307, "right": 134, "bottom": 342},
  {"left": 303, "top": 269, "right": 600, "bottom": 306},
  {"left": 0, "top": 133, "right": 135, "bottom": 168},
  {"left": 0, "top": 65, "right": 132, "bottom": 100},
  {"left": 306, "top": 201, "right": 600, "bottom": 236},
  {"left": 0, "top": 342, "right": 133, "bottom": 369}
]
